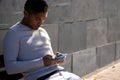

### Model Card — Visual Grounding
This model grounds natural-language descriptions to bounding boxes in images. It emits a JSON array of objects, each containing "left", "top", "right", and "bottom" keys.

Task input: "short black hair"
[{"left": 24, "top": 0, "right": 48, "bottom": 14}]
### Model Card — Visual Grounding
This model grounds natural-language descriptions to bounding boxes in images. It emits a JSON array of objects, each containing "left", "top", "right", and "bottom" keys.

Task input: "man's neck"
[{"left": 21, "top": 18, "right": 32, "bottom": 29}]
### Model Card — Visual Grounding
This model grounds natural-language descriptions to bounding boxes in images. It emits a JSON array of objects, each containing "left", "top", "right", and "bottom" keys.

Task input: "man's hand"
[
  {"left": 43, "top": 53, "right": 66, "bottom": 66},
  {"left": 54, "top": 52, "right": 66, "bottom": 64},
  {"left": 43, "top": 55, "right": 54, "bottom": 66}
]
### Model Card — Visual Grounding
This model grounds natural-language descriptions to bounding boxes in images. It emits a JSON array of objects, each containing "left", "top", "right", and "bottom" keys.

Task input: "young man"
[{"left": 3, "top": 0, "right": 82, "bottom": 80}]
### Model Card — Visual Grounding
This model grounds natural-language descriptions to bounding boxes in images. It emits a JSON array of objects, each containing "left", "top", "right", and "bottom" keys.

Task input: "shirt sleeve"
[{"left": 3, "top": 30, "right": 44, "bottom": 74}]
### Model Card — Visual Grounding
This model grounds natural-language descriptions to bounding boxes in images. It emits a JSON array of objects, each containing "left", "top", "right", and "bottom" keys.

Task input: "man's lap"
[{"left": 45, "top": 71, "right": 82, "bottom": 80}]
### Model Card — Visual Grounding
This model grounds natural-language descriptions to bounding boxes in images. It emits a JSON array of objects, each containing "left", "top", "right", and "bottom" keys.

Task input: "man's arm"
[{"left": 3, "top": 30, "right": 44, "bottom": 74}]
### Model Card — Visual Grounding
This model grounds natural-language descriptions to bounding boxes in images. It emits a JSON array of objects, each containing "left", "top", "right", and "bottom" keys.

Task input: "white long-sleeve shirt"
[{"left": 3, "top": 22, "right": 63, "bottom": 80}]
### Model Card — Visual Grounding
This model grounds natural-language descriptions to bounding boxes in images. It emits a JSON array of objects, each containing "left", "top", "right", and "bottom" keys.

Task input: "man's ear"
[{"left": 24, "top": 10, "right": 29, "bottom": 17}]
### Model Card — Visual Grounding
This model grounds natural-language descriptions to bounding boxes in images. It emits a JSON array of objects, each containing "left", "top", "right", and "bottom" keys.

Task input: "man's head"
[
  {"left": 22, "top": 0, "right": 48, "bottom": 30},
  {"left": 24, "top": 0, "right": 48, "bottom": 14}
]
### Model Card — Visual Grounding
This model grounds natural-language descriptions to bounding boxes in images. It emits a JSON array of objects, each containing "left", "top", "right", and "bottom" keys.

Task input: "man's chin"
[{"left": 31, "top": 27, "right": 39, "bottom": 30}]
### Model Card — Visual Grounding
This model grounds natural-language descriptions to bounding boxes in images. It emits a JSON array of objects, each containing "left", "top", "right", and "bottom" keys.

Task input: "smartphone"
[{"left": 54, "top": 53, "right": 68, "bottom": 60}]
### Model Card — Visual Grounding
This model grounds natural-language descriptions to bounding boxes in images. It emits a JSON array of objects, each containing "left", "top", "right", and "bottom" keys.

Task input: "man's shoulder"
[
  {"left": 5, "top": 22, "right": 22, "bottom": 37},
  {"left": 9, "top": 22, "right": 20, "bottom": 31},
  {"left": 38, "top": 27, "right": 47, "bottom": 33}
]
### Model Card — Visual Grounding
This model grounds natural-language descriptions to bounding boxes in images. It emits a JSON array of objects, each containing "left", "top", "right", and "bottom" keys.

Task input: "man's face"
[{"left": 25, "top": 11, "right": 48, "bottom": 30}]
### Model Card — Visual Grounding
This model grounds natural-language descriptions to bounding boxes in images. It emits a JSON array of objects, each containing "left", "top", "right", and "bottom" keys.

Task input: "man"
[{"left": 3, "top": 0, "right": 82, "bottom": 80}]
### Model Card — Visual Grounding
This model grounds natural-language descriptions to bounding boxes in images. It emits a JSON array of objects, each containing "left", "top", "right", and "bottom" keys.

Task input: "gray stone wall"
[
  {"left": 0, "top": 0, "right": 120, "bottom": 77},
  {"left": 45, "top": 0, "right": 120, "bottom": 53},
  {"left": 62, "top": 41, "right": 120, "bottom": 77}
]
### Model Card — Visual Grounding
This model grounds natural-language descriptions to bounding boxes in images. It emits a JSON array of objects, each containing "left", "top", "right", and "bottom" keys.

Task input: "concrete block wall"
[
  {"left": 62, "top": 41, "right": 120, "bottom": 77},
  {"left": 96, "top": 43, "right": 115, "bottom": 68},
  {"left": 0, "top": 0, "right": 120, "bottom": 77},
  {"left": 45, "top": 0, "right": 120, "bottom": 53},
  {"left": 73, "top": 48, "right": 97, "bottom": 77}
]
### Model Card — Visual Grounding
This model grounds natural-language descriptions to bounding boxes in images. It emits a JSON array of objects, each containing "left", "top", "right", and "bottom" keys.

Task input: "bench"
[{"left": 0, "top": 55, "right": 23, "bottom": 80}]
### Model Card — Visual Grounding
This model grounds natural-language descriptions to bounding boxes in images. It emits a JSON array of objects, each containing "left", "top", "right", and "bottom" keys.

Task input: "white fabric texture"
[{"left": 46, "top": 71, "right": 82, "bottom": 80}]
